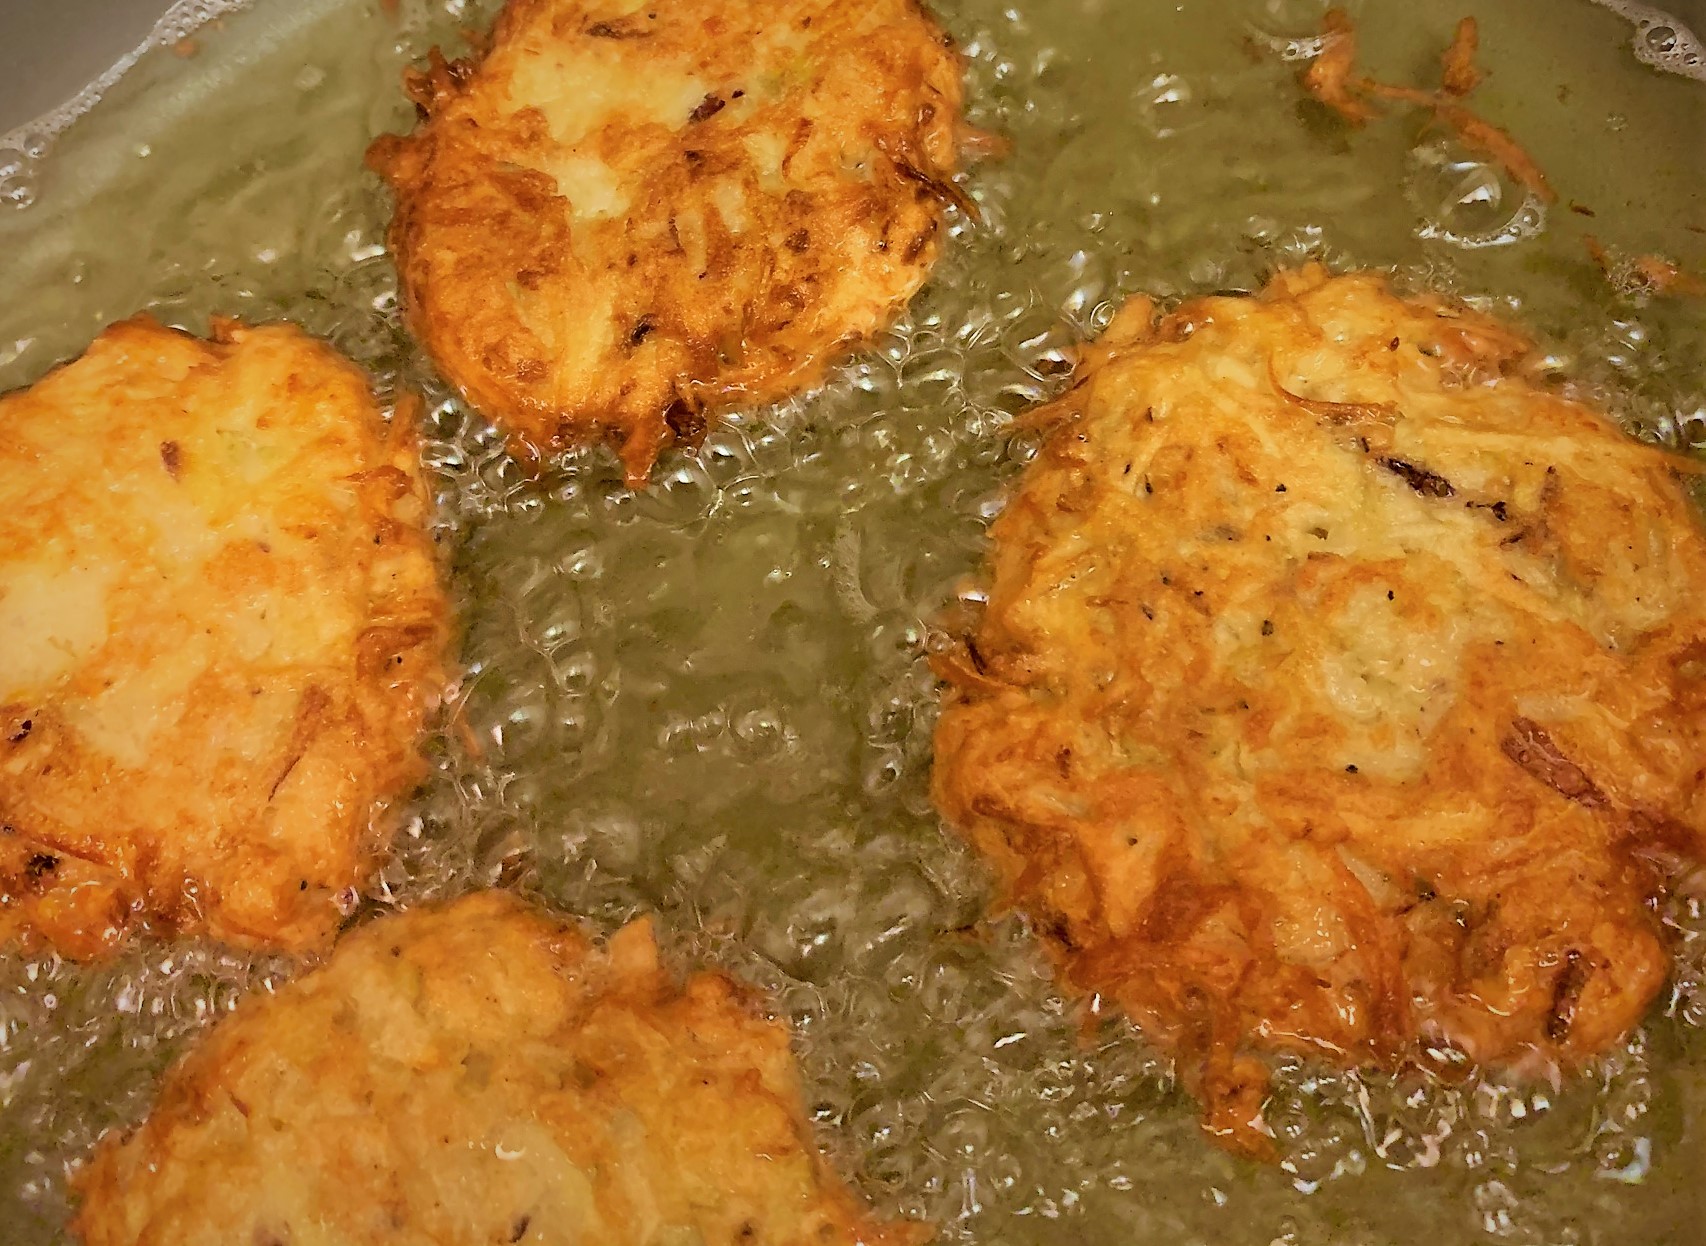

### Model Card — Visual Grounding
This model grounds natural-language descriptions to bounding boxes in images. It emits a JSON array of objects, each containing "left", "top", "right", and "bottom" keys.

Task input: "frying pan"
[{"left": 1, "top": 2, "right": 1705, "bottom": 1245}]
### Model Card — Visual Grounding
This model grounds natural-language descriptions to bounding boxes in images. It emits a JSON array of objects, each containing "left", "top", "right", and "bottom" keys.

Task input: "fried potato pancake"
[
  {"left": 0, "top": 318, "right": 450, "bottom": 958},
  {"left": 932, "top": 267, "right": 1706, "bottom": 1155},
  {"left": 367, "top": 0, "right": 965, "bottom": 486},
  {"left": 73, "top": 891, "right": 929, "bottom": 1246}
]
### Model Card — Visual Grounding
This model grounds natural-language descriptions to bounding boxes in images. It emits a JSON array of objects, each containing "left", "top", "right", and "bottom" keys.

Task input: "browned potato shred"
[
  {"left": 1438, "top": 17, "right": 1483, "bottom": 98},
  {"left": 932, "top": 267, "right": 1706, "bottom": 1157},
  {"left": 1586, "top": 233, "right": 1706, "bottom": 299},
  {"left": 1296, "top": 9, "right": 1555, "bottom": 204}
]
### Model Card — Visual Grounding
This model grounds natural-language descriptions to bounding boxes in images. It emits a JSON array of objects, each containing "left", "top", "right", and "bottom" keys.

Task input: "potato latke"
[
  {"left": 73, "top": 891, "right": 929, "bottom": 1246},
  {"left": 0, "top": 318, "right": 450, "bottom": 958},
  {"left": 932, "top": 267, "right": 1706, "bottom": 1155},
  {"left": 367, "top": 0, "right": 966, "bottom": 486}
]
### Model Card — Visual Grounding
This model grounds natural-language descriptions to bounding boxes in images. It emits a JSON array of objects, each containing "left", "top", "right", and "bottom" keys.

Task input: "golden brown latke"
[
  {"left": 0, "top": 318, "right": 451, "bottom": 958},
  {"left": 73, "top": 891, "right": 929, "bottom": 1246},
  {"left": 367, "top": 0, "right": 966, "bottom": 486},
  {"left": 932, "top": 267, "right": 1706, "bottom": 1156}
]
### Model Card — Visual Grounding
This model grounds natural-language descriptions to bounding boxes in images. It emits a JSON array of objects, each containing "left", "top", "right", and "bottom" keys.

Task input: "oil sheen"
[{"left": 1, "top": 1, "right": 1704, "bottom": 1243}]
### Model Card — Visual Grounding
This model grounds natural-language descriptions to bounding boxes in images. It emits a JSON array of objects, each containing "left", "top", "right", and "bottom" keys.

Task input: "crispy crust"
[
  {"left": 0, "top": 318, "right": 451, "bottom": 957},
  {"left": 368, "top": 0, "right": 966, "bottom": 486},
  {"left": 72, "top": 892, "right": 930, "bottom": 1246},
  {"left": 932, "top": 267, "right": 1706, "bottom": 1156}
]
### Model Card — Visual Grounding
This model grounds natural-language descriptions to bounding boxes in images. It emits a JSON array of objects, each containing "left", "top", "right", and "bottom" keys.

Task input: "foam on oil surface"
[
  {"left": 2, "top": 1, "right": 1705, "bottom": 1244},
  {"left": 1590, "top": 0, "right": 1706, "bottom": 80},
  {"left": 0, "top": 0, "right": 264, "bottom": 209}
]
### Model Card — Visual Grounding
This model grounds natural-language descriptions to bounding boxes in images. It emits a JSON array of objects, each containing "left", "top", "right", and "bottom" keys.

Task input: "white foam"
[
  {"left": 1589, "top": 0, "right": 1706, "bottom": 82},
  {"left": 0, "top": 0, "right": 257, "bottom": 208}
]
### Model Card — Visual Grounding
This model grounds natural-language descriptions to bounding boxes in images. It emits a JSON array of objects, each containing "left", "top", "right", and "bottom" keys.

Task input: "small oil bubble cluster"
[
  {"left": 1591, "top": 0, "right": 1706, "bottom": 80},
  {"left": 0, "top": 0, "right": 263, "bottom": 211}
]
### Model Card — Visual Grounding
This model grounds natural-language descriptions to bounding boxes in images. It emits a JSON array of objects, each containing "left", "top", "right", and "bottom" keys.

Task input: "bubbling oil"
[
  {"left": 1590, "top": 0, "right": 1706, "bottom": 81},
  {"left": 1, "top": 1, "right": 1705, "bottom": 1243}
]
